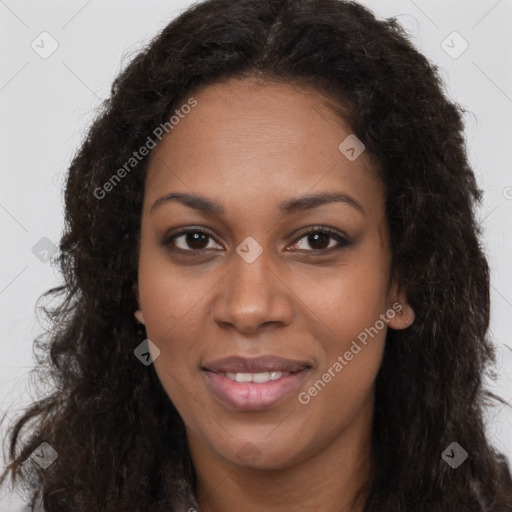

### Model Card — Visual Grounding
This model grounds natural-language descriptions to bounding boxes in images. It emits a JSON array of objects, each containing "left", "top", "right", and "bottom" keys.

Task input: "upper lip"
[{"left": 202, "top": 355, "right": 312, "bottom": 374}]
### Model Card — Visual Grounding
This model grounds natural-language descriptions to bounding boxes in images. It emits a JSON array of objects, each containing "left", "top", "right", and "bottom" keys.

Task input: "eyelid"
[{"left": 289, "top": 225, "right": 351, "bottom": 242}]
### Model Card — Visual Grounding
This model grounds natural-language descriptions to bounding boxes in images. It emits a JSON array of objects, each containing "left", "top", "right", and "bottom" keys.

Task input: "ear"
[
  {"left": 132, "top": 282, "right": 145, "bottom": 325},
  {"left": 386, "top": 280, "right": 415, "bottom": 330}
]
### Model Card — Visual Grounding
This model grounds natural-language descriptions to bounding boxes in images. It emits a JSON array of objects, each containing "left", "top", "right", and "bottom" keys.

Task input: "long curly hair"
[{"left": 1, "top": 0, "right": 511, "bottom": 510}]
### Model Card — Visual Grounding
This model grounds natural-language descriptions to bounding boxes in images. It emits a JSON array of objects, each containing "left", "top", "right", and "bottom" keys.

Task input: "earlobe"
[
  {"left": 387, "top": 281, "right": 415, "bottom": 330},
  {"left": 387, "top": 301, "right": 415, "bottom": 330},
  {"left": 134, "top": 309, "right": 145, "bottom": 325},
  {"left": 132, "top": 282, "right": 144, "bottom": 325}
]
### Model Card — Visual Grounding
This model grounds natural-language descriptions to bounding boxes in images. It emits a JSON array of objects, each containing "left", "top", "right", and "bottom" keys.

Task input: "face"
[{"left": 135, "top": 77, "right": 414, "bottom": 471}]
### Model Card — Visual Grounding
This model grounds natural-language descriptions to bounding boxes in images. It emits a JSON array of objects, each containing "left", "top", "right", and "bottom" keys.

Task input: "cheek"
[
  {"left": 296, "top": 307, "right": 387, "bottom": 441},
  {"left": 138, "top": 254, "right": 209, "bottom": 424},
  {"left": 137, "top": 241, "right": 208, "bottom": 342},
  {"left": 139, "top": 280, "right": 204, "bottom": 371},
  {"left": 292, "top": 248, "right": 389, "bottom": 408},
  {"left": 137, "top": 246, "right": 207, "bottom": 407},
  {"left": 291, "top": 249, "right": 390, "bottom": 344}
]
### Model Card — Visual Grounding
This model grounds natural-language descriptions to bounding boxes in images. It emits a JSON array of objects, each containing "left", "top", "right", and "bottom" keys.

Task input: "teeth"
[
  {"left": 252, "top": 372, "right": 271, "bottom": 383},
  {"left": 234, "top": 372, "right": 253, "bottom": 383},
  {"left": 225, "top": 371, "right": 289, "bottom": 383}
]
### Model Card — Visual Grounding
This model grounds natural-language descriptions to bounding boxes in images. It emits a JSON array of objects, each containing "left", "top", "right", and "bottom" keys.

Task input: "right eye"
[{"left": 163, "top": 229, "right": 224, "bottom": 253}]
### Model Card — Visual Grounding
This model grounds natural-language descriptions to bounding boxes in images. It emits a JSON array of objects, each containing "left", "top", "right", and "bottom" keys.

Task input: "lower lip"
[{"left": 203, "top": 370, "right": 309, "bottom": 411}]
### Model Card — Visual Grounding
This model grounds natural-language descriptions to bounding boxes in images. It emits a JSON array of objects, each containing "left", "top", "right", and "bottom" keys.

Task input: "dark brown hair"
[{"left": 1, "top": 0, "right": 511, "bottom": 510}]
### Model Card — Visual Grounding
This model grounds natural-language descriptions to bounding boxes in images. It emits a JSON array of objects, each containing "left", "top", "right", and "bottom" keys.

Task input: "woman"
[{"left": 1, "top": 0, "right": 511, "bottom": 510}]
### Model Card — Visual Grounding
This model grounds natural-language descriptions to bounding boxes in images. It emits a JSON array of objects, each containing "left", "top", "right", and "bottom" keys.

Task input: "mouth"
[{"left": 202, "top": 355, "right": 312, "bottom": 411}]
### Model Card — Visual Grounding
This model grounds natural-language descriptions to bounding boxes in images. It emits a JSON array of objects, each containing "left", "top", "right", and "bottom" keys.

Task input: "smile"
[{"left": 201, "top": 354, "right": 313, "bottom": 411}]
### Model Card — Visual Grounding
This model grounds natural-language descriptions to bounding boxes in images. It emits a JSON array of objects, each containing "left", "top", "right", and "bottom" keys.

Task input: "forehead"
[{"left": 144, "top": 77, "right": 383, "bottom": 216}]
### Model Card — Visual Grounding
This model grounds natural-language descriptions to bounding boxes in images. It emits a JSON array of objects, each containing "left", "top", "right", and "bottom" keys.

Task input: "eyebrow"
[{"left": 149, "top": 191, "right": 365, "bottom": 216}]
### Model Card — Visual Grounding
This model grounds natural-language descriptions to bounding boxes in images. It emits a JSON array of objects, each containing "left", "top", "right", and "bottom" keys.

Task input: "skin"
[{"left": 135, "top": 77, "right": 415, "bottom": 512}]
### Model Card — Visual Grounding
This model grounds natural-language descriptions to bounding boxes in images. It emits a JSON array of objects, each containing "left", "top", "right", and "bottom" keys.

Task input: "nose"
[{"left": 212, "top": 246, "right": 294, "bottom": 334}]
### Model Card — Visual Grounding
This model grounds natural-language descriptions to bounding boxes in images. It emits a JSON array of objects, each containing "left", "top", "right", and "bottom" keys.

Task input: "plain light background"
[{"left": 1, "top": 0, "right": 511, "bottom": 510}]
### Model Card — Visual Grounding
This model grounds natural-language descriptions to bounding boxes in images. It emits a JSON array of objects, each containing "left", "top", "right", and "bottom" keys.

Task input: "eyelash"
[{"left": 162, "top": 225, "right": 352, "bottom": 256}]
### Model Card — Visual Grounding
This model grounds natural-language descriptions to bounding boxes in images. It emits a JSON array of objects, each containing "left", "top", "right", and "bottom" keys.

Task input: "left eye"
[{"left": 289, "top": 229, "right": 350, "bottom": 252}]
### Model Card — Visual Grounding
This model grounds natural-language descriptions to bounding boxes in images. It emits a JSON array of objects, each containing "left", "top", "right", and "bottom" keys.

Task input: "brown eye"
[
  {"left": 166, "top": 230, "right": 223, "bottom": 252},
  {"left": 304, "top": 232, "right": 332, "bottom": 250},
  {"left": 182, "top": 232, "right": 209, "bottom": 250},
  {"left": 289, "top": 227, "right": 352, "bottom": 253}
]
